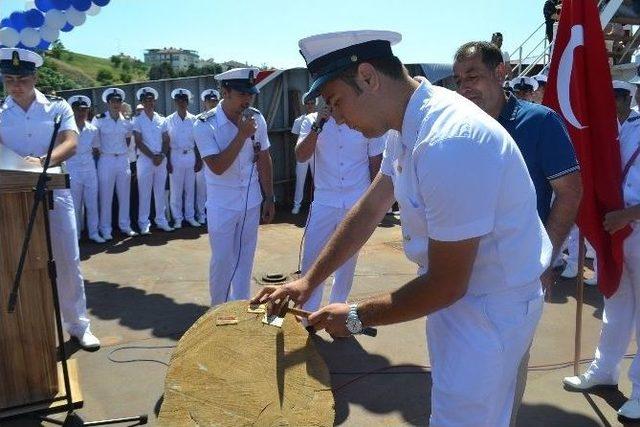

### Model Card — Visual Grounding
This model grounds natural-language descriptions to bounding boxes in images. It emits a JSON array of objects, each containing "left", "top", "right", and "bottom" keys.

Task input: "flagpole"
[{"left": 573, "top": 233, "right": 587, "bottom": 375}]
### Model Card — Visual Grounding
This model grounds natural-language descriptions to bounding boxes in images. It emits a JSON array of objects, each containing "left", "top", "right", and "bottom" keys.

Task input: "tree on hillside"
[
  {"left": 120, "top": 72, "right": 132, "bottom": 83},
  {"left": 97, "top": 68, "right": 114, "bottom": 85},
  {"left": 37, "top": 63, "right": 79, "bottom": 91},
  {"left": 49, "top": 41, "right": 67, "bottom": 59},
  {"left": 148, "top": 62, "right": 174, "bottom": 80},
  {"left": 110, "top": 55, "right": 122, "bottom": 68}
]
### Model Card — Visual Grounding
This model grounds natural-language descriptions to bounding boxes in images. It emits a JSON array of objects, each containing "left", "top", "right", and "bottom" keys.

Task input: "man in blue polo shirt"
[{"left": 453, "top": 40, "right": 583, "bottom": 425}]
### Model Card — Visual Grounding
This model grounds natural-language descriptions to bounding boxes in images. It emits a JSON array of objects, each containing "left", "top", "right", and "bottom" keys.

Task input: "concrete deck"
[{"left": 5, "top": 211, "right": 638, "bottom": 426}]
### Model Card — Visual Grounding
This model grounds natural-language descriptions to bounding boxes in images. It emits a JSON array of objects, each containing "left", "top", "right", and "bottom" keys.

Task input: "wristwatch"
[
  {"left": 345, "top": 303, "right": 364, "bottom": 335},
  {"left": 311, "top": 122, "right": 323, "bottom": 134}
]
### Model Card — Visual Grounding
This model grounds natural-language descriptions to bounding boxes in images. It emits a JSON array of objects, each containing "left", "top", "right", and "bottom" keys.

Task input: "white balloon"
[
  {"left": 25, "top": 0, "right": 36, "bottom": 9},
  {"left": 86, "top": 4, "right": 101, "bottom": 16},
  {"left": 44, "top": 9, "right": 67, "bottom": 30},
  {"left": 20, "top": 28, "right": 40, "bottom": 48},
  {"left": 0, "top": 27, "right": 20, "bottom": 48},
  {"left": 65, "top": 7, "right": 86, "bottom": 27},
  {"left": 40, "top": 25, "right": 60, "bottom": 43}
]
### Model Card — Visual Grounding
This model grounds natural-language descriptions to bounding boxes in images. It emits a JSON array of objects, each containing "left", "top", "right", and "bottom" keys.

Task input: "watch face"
[{"left": 346, "top": 317, "right": 362, "bottom": 334}]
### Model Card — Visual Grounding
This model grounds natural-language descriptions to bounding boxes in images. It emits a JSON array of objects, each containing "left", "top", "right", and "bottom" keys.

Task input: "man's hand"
[
  {"left": 308, "top": 303, "right": 351, "bottom": 338},
  {"left": 24, "top": 156, "right": 42, "bottom": 167},
  {"left": 604, "top": 209, "right": 631, "bottom": 234},
  {"left": 194, "top": 158, "right": 203, "bottom": 173},
  {"left": 540, "top": 267, "right": 558, "bottom": 295},
  {"left": 316, "top": 105, "right": 331, "bottom": 126},
  {"left": 238, "top": 115, "right": 258, "bottom": 141},
  {"left": 152, "top": 154, "right": 164, "bottom": 166},
  {"left": 262, "top": 200, "right": 275, "bottom": 224},
  {"left": 250, "top": 278, "right": 314, "bottom": 316}
]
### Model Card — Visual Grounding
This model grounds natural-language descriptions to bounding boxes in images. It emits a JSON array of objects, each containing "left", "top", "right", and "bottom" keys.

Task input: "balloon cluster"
[{"left": 0, "top": 0, "right": 110, "bottom": 50}]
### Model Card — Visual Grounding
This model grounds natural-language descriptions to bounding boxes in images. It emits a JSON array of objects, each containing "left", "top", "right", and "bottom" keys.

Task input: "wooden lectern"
[{"left": 0, "top": 164, "right": 79, "bottom": 415}]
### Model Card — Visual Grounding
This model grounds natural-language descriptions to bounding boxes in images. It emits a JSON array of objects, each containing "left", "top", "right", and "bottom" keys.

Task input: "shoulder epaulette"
[
  {"left": 45, "top": 94, "right": 64, "bottom": 102},
  {"left": 198, "top": 110, "right": 216, "bottom": 122},
  {"left": 247, "top": 107, "right": 261, "bottom": 115},
  {"left": 628, "top": 115, "right": 640, "bottom": 123},
  {"left": 95, "top": 112, "right": 106, "bottom": 119}
]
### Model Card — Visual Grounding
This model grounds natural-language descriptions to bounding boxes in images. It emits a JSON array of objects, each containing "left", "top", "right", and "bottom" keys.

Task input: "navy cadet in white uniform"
[
  {"left": 194, "top": 68, "right": 275, "bottom": 305},
  {"left": 253, "top": 31, "right": 552, "bottom": 426},
  {"left": 0, "top": 48, "right": 100, "bottom": 349},
  {"left": 195, "top": 89, "right": 220, "bottom": 224},
  {"left": 66, "top": 95, "right": 103, "bottom": 243},
  {"left": 564, "top": 80, "right": 640, "bottom": 421},
  {"left": 290, "top": 98, "right": 317, "bottom": 214},
  {"left": 164, "top": 88, "right": 202, "bottom": 228},
  {"left": 92, "top": 88, "right": 137, "bottom": 240},
  {"left": 132, "top": 87, "right": 172, "bottom": 234},
  {"left": 296, "top": 105, "right": 384, "bottom": 312}
]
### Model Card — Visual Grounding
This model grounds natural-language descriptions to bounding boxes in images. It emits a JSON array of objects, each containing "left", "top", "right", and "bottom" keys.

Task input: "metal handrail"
[{"left": 509, "top": 21, "right": 546, "bottom": 60}]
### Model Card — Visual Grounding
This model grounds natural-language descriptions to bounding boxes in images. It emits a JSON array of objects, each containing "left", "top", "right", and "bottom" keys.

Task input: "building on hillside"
[{"left": 144, "top": 48, "right": 200, "bottom": 71}]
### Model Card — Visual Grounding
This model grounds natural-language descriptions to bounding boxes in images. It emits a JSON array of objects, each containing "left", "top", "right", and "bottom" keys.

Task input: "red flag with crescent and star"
[{"left": 543, "top": 0, "right": 630, "bottom": 298}]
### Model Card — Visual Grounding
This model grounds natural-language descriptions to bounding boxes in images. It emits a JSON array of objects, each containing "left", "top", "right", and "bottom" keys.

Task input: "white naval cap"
[
  {"left": 137, "top": 86, "right": 159, "bottom": 101},
  {"left": 613, "top": 80, "right": 636, "bottom": 97},
  {"left": 215, "top": 68, "right": 260, "bottom": 94},
  {"left": 0, "top": 48, "right": 43, "bottom": 75},
  {"left": 171, "top": 88, "right": 193, "bottom": 101},
  {"left": 532, "top": 74, "right": 548, "bottom": 86},
  {"left": 102, "top": 87, "right": 125, "bottom": 103},
  {"left": 200, "top": 89, "right": 220, "bottom": 102},
  {"left": 511, "top": 76, "right": 539, "bottom": 92},
  {"left": 68, "top": 95, "right": 91, "bottom": 108},
  {"left": 298, "top": 30, "right": 402, "bottom": 102}
]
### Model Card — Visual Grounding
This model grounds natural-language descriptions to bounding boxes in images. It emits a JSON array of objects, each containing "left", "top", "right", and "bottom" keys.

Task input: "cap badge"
[{"left": 11, "top": 51, "right": 20, "bottom": 67}]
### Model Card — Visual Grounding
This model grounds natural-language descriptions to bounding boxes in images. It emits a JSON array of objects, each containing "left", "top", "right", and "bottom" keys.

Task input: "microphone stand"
[{"left": 6, "top": 115, "right": 147, "bottom": 426}]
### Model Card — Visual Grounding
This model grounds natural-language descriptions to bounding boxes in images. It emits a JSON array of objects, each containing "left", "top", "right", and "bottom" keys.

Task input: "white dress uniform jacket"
[
  {"left": 381, "top": 80, "right": 551, "bottom": 427},
  {"left": 0, "top": 90, "right": 91, "bottom": 335},
  {"left": 297, "top": 115, "right": 385, "bottom": 311},
  {"left": 291, "top": 114, "right": 312, "bottom": 210},
  {"left": 193, "top": 103, "right": 271, "bottom": 305},
  {"left": 92, "top": 112, "right": 134, "bottom": 235}
]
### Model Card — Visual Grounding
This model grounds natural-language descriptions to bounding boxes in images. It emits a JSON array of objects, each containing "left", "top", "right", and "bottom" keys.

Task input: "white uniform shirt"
[
  {"left": 164, "top": 111, "right": 197, "bottom": 151},
  {"left": 291, "top": 114, "right": 306, "bottom": 135},
  {"left": 298, "top": 114, "right": 385, "bottom": 209},
  {"left": 92, "top": 112, "right": 132, "bottom": 155},
  {"left": 0, "top": 90, "right": 78, "bottom": 158},
  {"left": 66, "top": 122, "right": 98, "bottom": 172},
  {"left": 193, "top": 102, "right": 271, "bottom": 211},
  {"left": 620, "top": 111, "right": 640, "bottom": 227},
  {"left": 381, "top": 80, "right": 551, "bottom": 294},
  {"left": 132, "top": 112, "right": 165, "bottom": 154}
]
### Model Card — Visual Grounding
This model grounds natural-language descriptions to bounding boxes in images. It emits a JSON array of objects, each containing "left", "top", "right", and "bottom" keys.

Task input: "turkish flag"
[{"left": 543, "top": 0, "right": 630, "bottom": 297}]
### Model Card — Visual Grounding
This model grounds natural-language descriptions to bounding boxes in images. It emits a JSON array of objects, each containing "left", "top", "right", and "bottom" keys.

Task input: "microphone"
[
  {"left": 317, "top": 117, "right": 328, "bottom": 131},
  {"left": 243, "top": 108, "right": 261, "bottom": 161}
]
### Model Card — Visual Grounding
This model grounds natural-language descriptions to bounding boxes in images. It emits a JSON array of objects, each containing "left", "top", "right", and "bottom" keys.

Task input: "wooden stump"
[{"left": 158, "top": 300, "right": 335, "bottom": 426}]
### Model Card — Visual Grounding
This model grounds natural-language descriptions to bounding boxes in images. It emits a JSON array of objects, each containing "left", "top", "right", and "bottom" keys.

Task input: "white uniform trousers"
[
  {"left": 196, "top": 170, "right": 207, "bottom": 223},
  {"left": 50, "top": 190, "right": 91, "bottom": 335},
  {"left": 301, "top": 202, "right": 360, "bottom": 312},
  {"left": 207, "top": 204, "right": 260, "bottom": 305},
  {"left": 98, "top": 154, "right": 131, "bottom": 235},
  {"left": 427, "top": 283, "right": 543, "bottom": 427},
  {"left": 137, "top": 155, "right": 169, "bottom": 229},
  {"left": 564, "top": 225, "right": 598, "bottom": 270},
  {"left": 585, "top": 227, "right": 640, "bottom": 396},
  {"left": 169, "top": 150, "right": 196, "bottom": 224},
  {"left": 293, "top": 160, "right": 311, "bottom": 208},
  {"left": 69, "top": 168, "right": 99, "bottom": 237}
]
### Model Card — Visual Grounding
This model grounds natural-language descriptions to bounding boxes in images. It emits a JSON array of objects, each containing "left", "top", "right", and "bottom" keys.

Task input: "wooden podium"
[{"left": 0, "top": 165, "right": 76, "bottom": 414}]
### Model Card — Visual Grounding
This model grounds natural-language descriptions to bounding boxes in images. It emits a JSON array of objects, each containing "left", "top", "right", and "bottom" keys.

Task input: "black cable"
[
  {"left": 296, "top": 149, "right": 316, "bottom": 274},
  {"left": 107, "top": 344, "right": 176, "bottom": 367}
]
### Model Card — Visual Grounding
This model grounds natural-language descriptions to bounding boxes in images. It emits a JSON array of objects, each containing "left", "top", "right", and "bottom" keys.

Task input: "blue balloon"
[
  {"left": 0, "top": 18, "right": 11, "bottom": 28},
  {"left": 52, "top": 0, "right": 71, "bottom": 9},
  {"left": 93, "top": 0, "right": 110, "bottom": 6},
  {"left": 61, "top": 22, "right": 74, "bottom": 32},
  {"left": 9, "top": 12, "right": 28, "bottom": 31},
  {"left": 35, "top": 0, "right": 54, "bottom": 12},
  {"left": 37, "top": 39, "right": 51, "bottom": 50},
  {"left": 71, "top": 0, "right": 92, "bottom": 12},
  {"left": 25, "top": 9, "right": 46, "bottom": 28}
]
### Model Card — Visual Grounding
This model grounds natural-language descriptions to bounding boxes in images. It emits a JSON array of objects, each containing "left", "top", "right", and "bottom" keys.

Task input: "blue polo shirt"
[{"left": 497, "top": 93, "right": 579, "bottom": 223}]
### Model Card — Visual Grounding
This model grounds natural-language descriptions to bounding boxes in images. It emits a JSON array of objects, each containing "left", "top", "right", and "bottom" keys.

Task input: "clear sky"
[{"left": 2, "top": 0, "right": 548, "bottom": 68}]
